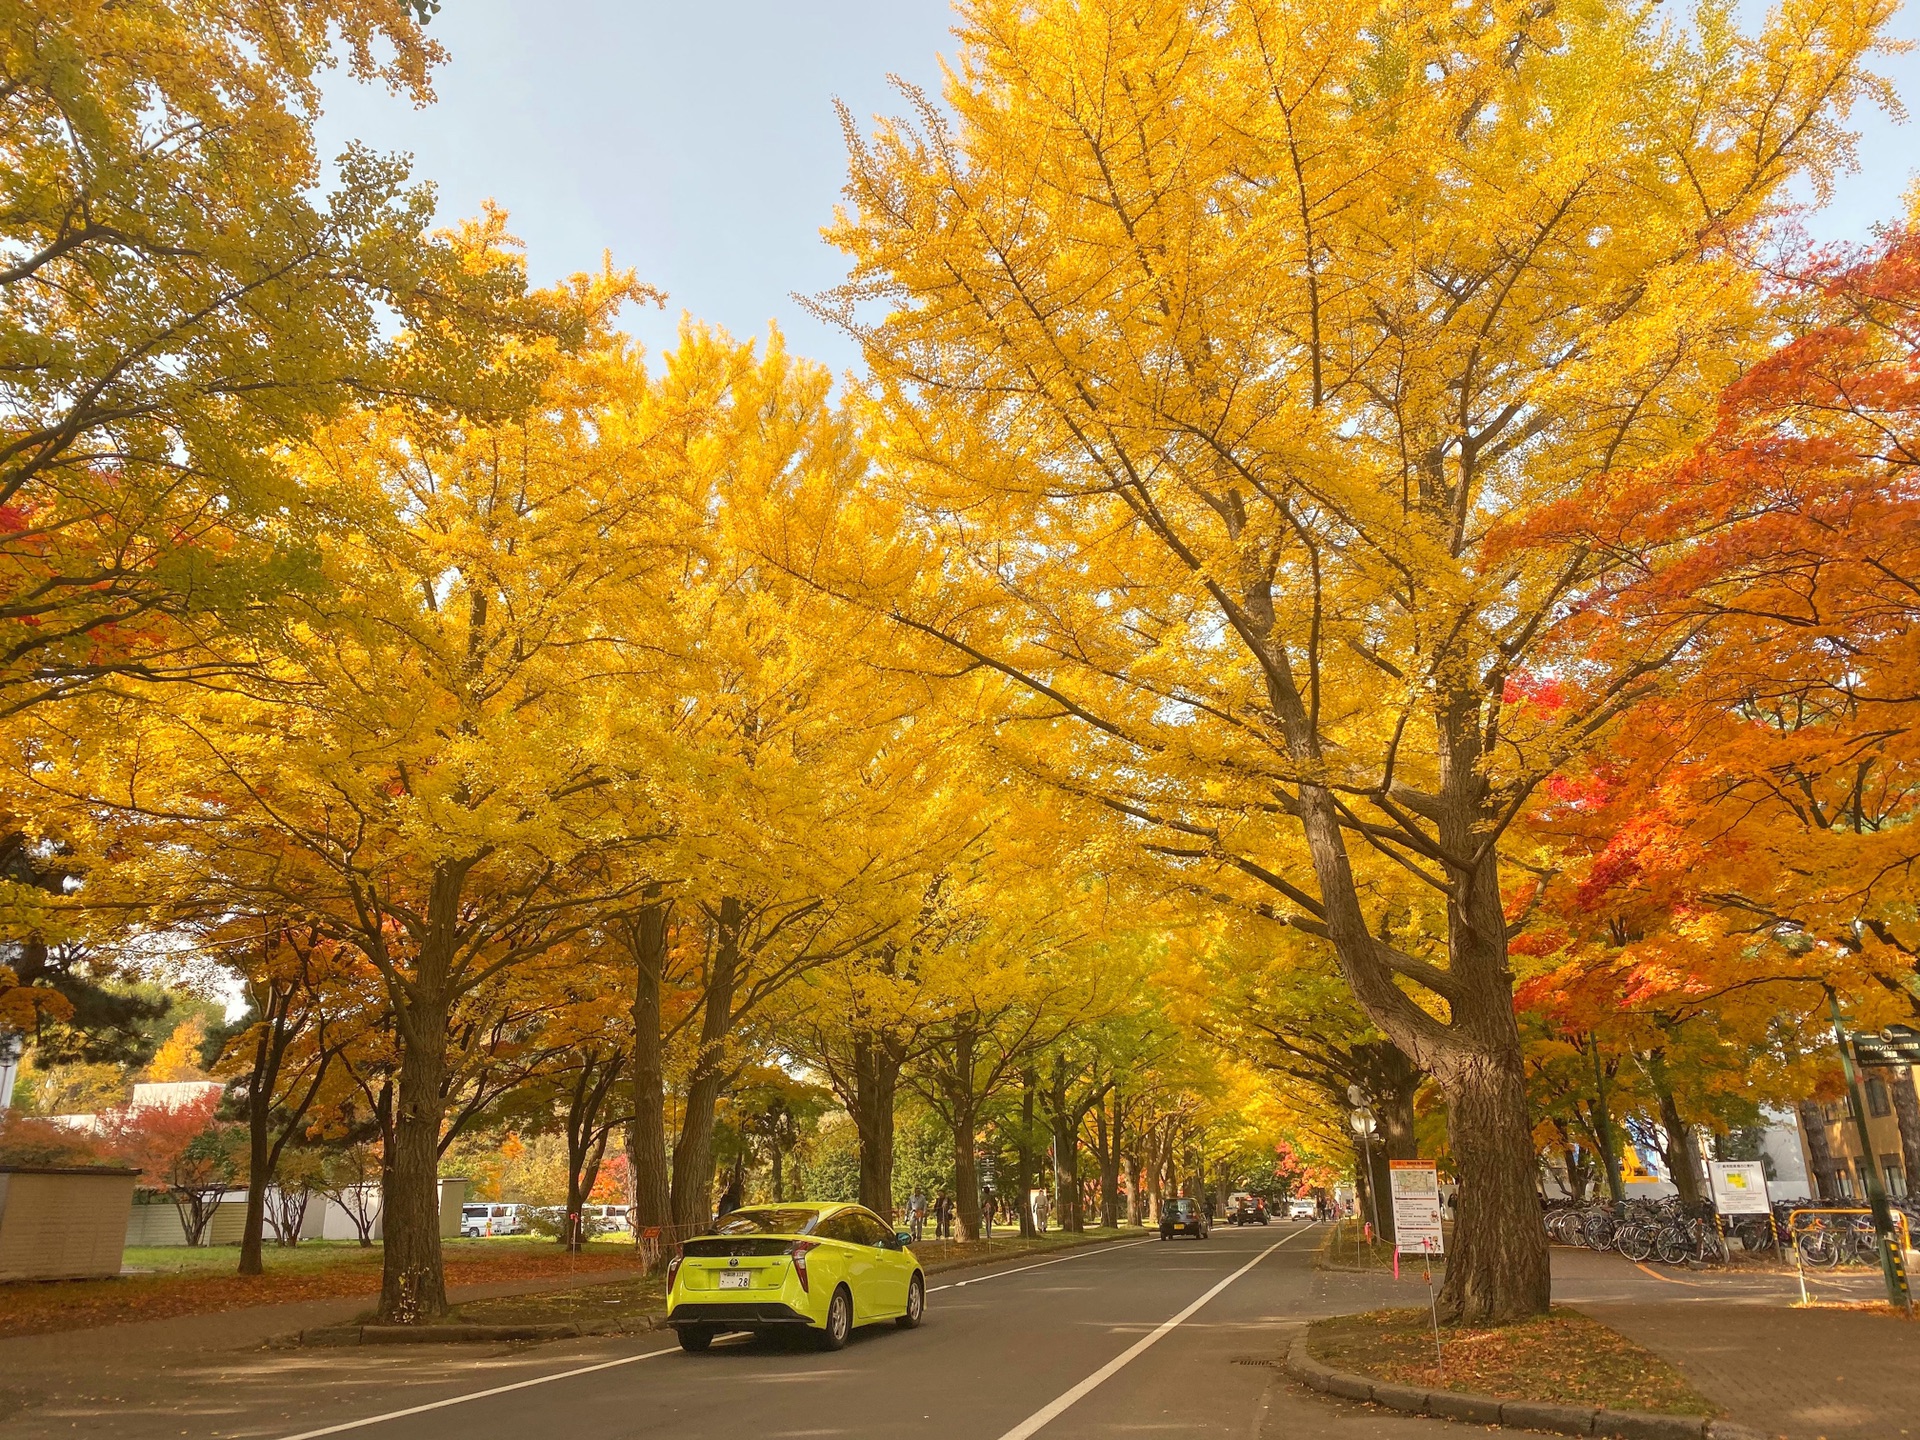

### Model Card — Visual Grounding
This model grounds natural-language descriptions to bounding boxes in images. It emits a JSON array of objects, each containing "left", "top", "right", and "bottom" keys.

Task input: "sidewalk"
[
  {"left": 1531, "top": 1249, "right": 1914, "bottom": 1440},
  {"left": 1586, "top": 1300, "right": 1919, "bottom": 1440}
]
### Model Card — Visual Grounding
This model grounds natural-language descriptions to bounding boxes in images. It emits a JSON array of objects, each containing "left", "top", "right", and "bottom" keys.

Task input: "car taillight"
[
  {"left": 788, "top": 1240, "right": 817, "bottom": 1292},
  {"left": 666, "top": 1253, "right": 682, "bottom": 1290}
]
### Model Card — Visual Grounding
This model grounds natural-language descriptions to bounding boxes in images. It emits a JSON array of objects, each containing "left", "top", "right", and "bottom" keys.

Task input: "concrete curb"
[
  {"left": 1283, "top": 1336, "right": 1768, "bottom": 1440},
  {"left": 298, "top": 1313, "right": 666, "bottom": 1346}
]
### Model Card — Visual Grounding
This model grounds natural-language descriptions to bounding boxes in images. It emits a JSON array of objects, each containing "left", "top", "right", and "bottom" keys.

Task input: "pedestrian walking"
[
  {"left": 909, "top": 1186, "right": 928, "bottom": 1241},
  {"left": 935, "top": 1191, "right": 953, "bottom": 1240},
  {"left": 981, "top": 1186, "right": 995, "bottom": 1238}
]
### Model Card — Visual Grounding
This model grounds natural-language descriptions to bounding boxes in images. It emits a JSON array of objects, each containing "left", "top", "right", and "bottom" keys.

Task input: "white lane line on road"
[
  {"left": 990, "top": 1226, "right": 1317, "bottom": 1440},
  {"left": 930, "top": 1238, "right": 1157, "bottom": 1293},
  {"left": 272, "top": 1346, "right": 678, "bottom": 1440}
]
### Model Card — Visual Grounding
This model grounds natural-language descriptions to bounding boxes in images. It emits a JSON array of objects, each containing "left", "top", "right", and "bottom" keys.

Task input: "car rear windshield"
[
  {"left": 1169, "top": 1200, "right": 1194, "bottom": 1215},
  {"left": 708, "top": 1208, "right": 821, "bottom": 1237}
]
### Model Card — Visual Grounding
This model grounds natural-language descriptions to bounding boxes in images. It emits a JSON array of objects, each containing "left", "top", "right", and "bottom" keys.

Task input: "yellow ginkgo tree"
[
  {"left": 42, "top": 232, "right": 668, "bottom": 1320},
  {"left": 826, "top": 0, "right": 1896, "bottom": 1319}
]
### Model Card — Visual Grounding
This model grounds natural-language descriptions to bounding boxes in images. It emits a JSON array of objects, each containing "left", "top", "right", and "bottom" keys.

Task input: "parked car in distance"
[
  {"left": 1286, "top": 1198, "right": 1317, "bottom": 1221},
  {"left": 585, "top": 1203, "right": 634, "bottom": 1233},
  {"left": 1228, "top": 1196, "right": 1269, "bottom": 1225},
  {"left": 461, "top": 1203, "right": 532, "bottom": 1238},
  {"left": 666, "top": 1201, "right": 924, "bottom": 1352},
  {"left": 1160, "top": 1197, "right": 1209, "bottom": 1240}
]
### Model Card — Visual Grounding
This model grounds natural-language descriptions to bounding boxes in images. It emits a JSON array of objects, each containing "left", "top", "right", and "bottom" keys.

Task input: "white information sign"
[
  {"left": 1707, "top": 1160, "right": 1771, "bottom": 1216},
  {"left": 1389, "top": 1160, "right": 1445, "bottom": 1255}
]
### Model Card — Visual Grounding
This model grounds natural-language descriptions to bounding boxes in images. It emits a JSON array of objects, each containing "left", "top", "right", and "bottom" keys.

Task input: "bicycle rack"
[{"left": 1785, "top": 1207, "right": 1913, "bottom": 1307}]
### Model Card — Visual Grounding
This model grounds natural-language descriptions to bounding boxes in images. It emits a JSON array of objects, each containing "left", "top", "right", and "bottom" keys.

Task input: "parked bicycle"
[{"left": 1541, "top": 1195, "right": 1736, "bottom": 1268}]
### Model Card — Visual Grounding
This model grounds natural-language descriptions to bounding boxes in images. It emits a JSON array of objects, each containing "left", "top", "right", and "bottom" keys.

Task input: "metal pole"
[
  {"left": 1793, "top": 1210, "right": 1809, "bottom": 1306},
  {"left": 1828, "top": 991, "right": 1913, "bottom": 1314},
  {"left": 1424, "top": 1242, "right": 1444, "bottom": 1380}
]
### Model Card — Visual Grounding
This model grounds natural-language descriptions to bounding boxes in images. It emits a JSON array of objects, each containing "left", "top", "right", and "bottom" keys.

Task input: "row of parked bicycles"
[{"left": 1543, "top": 1195, "right": 1920, "bottom": 1269}]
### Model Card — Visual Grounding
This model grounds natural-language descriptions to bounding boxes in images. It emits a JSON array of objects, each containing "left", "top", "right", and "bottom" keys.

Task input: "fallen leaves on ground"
[
  {"left": 0, "top": 1243, "right": 648, "bottom": 1340},
  {"left": 1307, "top": 1306, "right": 1717, "bottom": 1415}
]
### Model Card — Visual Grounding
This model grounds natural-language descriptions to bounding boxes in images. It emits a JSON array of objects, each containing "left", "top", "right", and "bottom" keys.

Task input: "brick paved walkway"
[
  {"left": 1582, "top": 1301, "right": 1920, "bottom": 1440},
  {"left": 1550, "top": 1248, "right": 1919, "bottom": 1440}
]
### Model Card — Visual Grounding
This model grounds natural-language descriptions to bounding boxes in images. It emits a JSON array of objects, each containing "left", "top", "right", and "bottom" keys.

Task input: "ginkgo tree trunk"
[{"left": 824, "top": 0, "right": 1893, "bottom": 1321}]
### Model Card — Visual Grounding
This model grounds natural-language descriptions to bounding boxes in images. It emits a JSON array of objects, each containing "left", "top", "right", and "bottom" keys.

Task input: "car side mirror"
[{"left": 894, "top": 1230, "right": 912, "bottom": 1248}]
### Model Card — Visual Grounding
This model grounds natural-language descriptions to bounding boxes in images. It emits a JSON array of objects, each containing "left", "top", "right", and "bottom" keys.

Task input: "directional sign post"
[{"left": 1850, "top": 1024, "right": 1920, "bottom": 1068}]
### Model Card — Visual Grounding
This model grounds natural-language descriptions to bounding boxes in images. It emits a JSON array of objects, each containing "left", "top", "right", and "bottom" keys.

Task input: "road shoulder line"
[{"left": 271, "top": 1344, "right": 678, "bottom": 1440}]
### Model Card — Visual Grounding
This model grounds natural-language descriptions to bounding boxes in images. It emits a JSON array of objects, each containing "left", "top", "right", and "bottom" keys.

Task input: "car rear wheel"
[
  {"left": 897, "top": 1273, "right": 925, "bottom": 1329},
  {"left": 819, "top": 1286, "right": 853, "bottom": 1351},
  {"left": 677, "top": 1326, "right": 714, "bottom": 1353}
]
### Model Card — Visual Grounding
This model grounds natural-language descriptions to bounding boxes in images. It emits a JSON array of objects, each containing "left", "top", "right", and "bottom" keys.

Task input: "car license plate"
[{"left": 718, "top": 1271, "right": 750, "bottom": 1290}]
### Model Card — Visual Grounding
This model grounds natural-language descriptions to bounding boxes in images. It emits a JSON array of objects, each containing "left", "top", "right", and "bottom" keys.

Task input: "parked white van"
[
  {"left": 460, "top": 1203, "right": 531, "bottom": 1238},
  {"left": 584, "top": 1204, "right": 633, "bottom": 1233}
]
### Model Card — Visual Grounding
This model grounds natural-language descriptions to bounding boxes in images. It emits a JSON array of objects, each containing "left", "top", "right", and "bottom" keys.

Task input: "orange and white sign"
[{"left": 1389, "top": 1160, "right": 1444, "bottom": 1255}]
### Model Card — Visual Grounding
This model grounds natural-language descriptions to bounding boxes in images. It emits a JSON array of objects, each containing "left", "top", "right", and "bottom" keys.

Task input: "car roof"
[{"left": 734, "top": 1201, "right": 849, "bottom": 1213}]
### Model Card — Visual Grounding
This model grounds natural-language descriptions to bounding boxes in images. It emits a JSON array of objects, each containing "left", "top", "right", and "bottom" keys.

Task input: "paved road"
[
  {"left": 10, "top": 1225, "right": 1898, "bottom": 1440},
  {"left": 3, "top": 1223, "right": 1461, "bottom": 1440}
]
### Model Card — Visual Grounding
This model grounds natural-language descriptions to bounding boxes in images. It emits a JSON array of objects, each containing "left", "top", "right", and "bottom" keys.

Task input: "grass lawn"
[
  {"left": 1307, "top": 1306, "right": 1718, "bottom": 1416},
  {"left": 0, "top": 1237, "right": 648, "bottom": 1340},
  {"left": 118, "top": 1235, "right": 642, "bottom": 1275}
]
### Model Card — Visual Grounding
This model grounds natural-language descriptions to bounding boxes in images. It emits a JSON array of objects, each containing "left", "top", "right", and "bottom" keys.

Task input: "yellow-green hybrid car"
[{"left": 666, "top": 1202, "right": 926, "bottom": 1352}]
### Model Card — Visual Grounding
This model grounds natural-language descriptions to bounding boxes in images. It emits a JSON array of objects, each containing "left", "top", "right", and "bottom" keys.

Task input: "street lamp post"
[{"left": 1348, "top": 1102, "right": 1380, "bottom": 1238}]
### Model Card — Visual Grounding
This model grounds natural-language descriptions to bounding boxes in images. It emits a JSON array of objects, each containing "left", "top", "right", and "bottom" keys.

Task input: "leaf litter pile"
[{"left": 1307, "top": 1306, "right": 1717, "bottom": 1416}]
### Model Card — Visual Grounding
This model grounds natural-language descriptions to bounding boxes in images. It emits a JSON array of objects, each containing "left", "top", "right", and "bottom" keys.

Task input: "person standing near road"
[
  {"left": 909, "top": 1186, "right": 928, "bottom": 1241},
  {"left": 935, "top": 1191, "right": 953, "bottom": 1240}
]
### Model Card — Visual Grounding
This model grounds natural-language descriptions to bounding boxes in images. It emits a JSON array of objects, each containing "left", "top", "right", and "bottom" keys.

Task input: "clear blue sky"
[{"left": 317, "top": 0, "right": 1920, "bottom": 381}]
